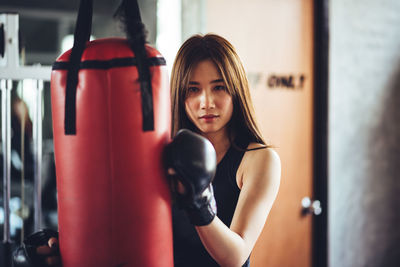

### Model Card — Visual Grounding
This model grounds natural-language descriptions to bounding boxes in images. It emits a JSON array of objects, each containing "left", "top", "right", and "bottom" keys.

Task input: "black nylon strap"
[
  {"left": 64, "top": 0, "right": 154, "bottom": 134},
  {"left": 64, "top": 0, "right": 92, "bottom": 135},
  {"left": 53, "top": 57, "right": 166, "bottom": 70},
  {"left": 0, "top": 24, "right": 4, "bottom": 58},
  {"left": 118, "top": 0, "right": 154, "bottom": 131},
  {"left": 132, "top": 43, "right": 154, "bottom": 131}
]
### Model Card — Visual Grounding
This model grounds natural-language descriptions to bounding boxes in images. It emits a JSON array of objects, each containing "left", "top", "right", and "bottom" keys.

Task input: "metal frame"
[
  {"left": 1, "top": 78, "right": 12, "bottom": 243},
  {"left": 313, "top": 1, "right": 329, "bottom": 267},
  {"left": 1, "top": 13, "right": 51, "bottom": 247}
]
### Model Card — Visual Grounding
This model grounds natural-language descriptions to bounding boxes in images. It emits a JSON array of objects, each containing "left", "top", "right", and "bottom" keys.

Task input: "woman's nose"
[{"left": 200, "top": 90, "right": 215, "bottom": 109}]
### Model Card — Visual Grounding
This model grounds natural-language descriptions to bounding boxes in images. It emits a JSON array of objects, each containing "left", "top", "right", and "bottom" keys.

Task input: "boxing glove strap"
[
  {"left": 186, "top": 203, "right": 216, "bottom": 226},
  {"left": 180, "top": 185, "right": 217, "bottom": 226}
]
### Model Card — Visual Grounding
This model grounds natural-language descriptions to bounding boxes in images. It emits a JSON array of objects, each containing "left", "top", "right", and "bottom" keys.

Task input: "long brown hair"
[{"left": 170, "top": 34, "right": 265, "bottom": 147}]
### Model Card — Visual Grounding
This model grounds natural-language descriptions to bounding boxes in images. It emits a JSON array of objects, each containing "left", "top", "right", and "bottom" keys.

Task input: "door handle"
[{"left": 301, "top": 197, "right": 322, "bottom": 216}]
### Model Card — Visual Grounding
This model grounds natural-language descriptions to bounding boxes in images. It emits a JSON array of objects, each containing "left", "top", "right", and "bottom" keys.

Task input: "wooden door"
[{"left": 206, "top": 1, "right": 314, "bottom": 266}]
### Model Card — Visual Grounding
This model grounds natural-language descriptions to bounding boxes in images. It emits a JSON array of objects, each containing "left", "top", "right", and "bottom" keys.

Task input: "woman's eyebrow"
[
  {"left": 210, "top": 79, "right": 224, "bottom": 84},
  {"left": 188, "top": 79, "right": 224, "bottom": 85}
]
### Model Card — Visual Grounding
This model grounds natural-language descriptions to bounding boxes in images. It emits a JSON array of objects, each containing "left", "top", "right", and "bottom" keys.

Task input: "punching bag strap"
[
  {"left": 65, "top": 0, "right": 154, "bottom": 135},
  {"left": 65, "top": 0, "right": 92, "bottom": 135},
  {"left": 115, "top": 0, "right": 154, "bottom": 131}
]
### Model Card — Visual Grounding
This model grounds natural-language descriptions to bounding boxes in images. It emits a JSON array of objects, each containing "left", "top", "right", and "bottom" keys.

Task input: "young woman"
[
  {"left": 168, "top": 34, "right": 280, "bottom": 267},
  {"left": 35, "top": 34, "right": 280, "bottom": 267}
]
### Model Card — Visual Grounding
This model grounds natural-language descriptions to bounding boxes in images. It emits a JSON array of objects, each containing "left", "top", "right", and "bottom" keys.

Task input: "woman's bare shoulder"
[
  {"left": 237, "top": 143, "right": 281, "bottom": 187},
  {"left": 246, "top": 143, "right": 280, "bottom": 163}
]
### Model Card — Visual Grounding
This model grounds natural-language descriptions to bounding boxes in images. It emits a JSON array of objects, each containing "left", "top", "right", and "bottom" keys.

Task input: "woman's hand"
[{"left": 36, "top": 237, "right": 61, "bottom": 266}]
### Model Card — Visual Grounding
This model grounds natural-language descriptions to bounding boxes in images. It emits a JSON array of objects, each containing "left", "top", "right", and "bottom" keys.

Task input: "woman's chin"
[{"left": 197, "top": 125, "right": 226, "bottom": 136}]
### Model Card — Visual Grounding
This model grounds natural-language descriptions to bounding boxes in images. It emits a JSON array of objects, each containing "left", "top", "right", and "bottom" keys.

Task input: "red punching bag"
[{"left": 50, "top": 1, "right": 173, "bottom": 266}]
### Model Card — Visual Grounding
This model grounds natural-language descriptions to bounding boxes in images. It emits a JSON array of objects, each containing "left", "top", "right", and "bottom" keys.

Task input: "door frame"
[{"left": 313, "top": 0, "right": 329, "bottom": 267}]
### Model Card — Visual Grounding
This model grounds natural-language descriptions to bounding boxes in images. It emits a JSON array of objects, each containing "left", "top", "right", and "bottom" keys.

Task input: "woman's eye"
[
  {"left": 214, "top": 85, "right": 226, "bottom": 91},
  {"left": 187, "top": 87, "right": 199, "bottom": 93}
]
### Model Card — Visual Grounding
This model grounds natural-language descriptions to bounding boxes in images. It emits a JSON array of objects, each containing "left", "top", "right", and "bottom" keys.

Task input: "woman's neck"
[{"left": 202, "top": 129, "right": 231, "bottom": 163}]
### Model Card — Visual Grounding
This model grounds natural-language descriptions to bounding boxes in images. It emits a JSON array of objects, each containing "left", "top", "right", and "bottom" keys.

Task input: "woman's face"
[{"left": 184, "top": 59, "right": 233, "bottom": 136}]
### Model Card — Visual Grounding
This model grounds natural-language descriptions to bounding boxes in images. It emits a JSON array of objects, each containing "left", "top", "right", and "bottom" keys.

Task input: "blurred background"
[{"left": 0, "top": 0, "right": 399, "bottom": 266}]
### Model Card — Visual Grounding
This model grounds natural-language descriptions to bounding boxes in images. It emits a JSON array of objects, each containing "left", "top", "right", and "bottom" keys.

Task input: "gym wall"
[{"left": 329, "top": 1, "right": 400, "bottom": 267}]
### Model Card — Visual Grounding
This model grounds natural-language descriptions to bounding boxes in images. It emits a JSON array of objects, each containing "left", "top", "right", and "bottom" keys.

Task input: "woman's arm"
[{"left": 196, "top": 148, "right": 281, "bottom": 267}]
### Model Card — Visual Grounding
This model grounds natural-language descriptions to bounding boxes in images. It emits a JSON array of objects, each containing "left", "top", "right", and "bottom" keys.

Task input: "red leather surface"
[{"left": 51, "top": 38, "right": 173, "bottom": 267}]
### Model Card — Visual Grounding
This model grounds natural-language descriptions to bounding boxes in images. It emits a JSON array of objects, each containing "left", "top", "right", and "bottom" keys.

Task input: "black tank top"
[{"left": 173, "top": 137, "right": 251, "bottom": 267}]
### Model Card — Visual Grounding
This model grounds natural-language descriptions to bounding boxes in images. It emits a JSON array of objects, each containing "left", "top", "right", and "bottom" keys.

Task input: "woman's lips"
[{"left": 199, "top": 114, "right": 219, "bottom": 122}]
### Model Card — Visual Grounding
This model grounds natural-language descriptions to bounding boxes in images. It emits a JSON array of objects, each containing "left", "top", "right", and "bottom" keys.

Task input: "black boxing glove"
[
  {"left": 13, "top": 229, "right": 59, "bottom": 267},
  {"left": 164, "top": 129, "right": 217, "bottom": 226}
]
